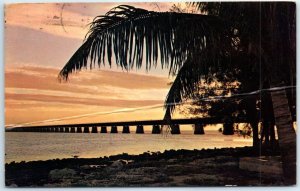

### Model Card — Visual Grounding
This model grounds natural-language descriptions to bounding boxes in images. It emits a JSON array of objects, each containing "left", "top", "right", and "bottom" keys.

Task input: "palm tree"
[{"left": 59, "top": 3, "right": 296, "bottom": 184}]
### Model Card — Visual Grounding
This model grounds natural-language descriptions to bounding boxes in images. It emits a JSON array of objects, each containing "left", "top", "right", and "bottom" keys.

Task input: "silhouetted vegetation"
[{"left": 59, "top": 2, "right": 296, "bottom": 185}]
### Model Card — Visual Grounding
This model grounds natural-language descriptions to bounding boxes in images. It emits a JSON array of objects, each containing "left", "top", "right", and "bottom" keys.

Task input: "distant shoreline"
[{"left": 5, "top": 146, "right": 283, "bottom": 187}]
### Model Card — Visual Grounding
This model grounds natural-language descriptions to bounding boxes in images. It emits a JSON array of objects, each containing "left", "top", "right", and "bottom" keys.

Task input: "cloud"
[
  {"left": 6, "top": 65, "right": 171, "bottom": 90},
  {"left": 5, "top": 65, "right": 172, "bottom": 125},
  {"left": 5, "top": 93, "right": 163, "bottom": 107},
  {"left": 4, "top": 2, "right": 179, "bottom": 126}
]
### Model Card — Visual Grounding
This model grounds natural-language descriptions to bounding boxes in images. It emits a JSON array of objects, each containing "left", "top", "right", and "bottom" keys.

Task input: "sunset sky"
[{"left": 4, "top": 2, "right": 189, "bottom": 127}]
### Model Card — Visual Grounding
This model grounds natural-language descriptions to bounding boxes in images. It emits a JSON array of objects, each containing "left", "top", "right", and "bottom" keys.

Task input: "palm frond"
[
  {"left": 58, "top": 5, "right": 228, "bottom": 81},
  {"left": 164, "top": 53, "right": 215, "bottom": 119}
]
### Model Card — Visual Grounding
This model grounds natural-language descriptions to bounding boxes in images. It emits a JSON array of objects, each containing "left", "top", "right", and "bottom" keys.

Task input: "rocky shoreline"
[{"left": 5, "top": 147, "right": 283, "bottom": 187}]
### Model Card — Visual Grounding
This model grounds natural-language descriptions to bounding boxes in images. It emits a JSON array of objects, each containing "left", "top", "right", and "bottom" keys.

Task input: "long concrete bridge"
[{"left": 6, "top": 117, "right": 247, "bottom": 134}]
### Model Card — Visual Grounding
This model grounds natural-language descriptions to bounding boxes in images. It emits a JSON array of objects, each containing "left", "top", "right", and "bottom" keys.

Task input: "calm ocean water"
[{"left": 5, "top": 130, "right": 252, "bottom": 163}]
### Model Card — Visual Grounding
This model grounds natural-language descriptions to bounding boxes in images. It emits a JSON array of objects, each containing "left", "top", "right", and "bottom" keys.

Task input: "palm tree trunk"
[
  {"left": 251, "top": 122, "right": 259, "bottom": 148},
  {"left": 270, "top": 89, "right": 296, "bottom": 185}
]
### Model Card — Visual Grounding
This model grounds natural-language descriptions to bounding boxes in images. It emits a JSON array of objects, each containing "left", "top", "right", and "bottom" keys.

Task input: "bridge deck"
[{"left": 7, "top": 117, "right": 248, "bottom": 131}]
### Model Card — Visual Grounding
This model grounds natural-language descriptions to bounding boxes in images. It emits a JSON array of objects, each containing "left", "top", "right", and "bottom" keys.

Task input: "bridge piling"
[
  {"left": 91, "top": 126, "right": 98, "bottom": 133},
  {"left": 55, "top": 127, "right": 59, "bottom": 132},
  {"left": 122, "top": 125, "right": 130, "bottom": 133},
  {"left": 59, "top": 127, "right": 64, "bottom": 132},
  {"left": 136, "top": 125, "right": 144, "bottom": 134},
  {"left": 70, "top": 127, "right": 75, "bottom": 133},
  {"left": 111, "top": 126, "right": 118, "bottom": 133},
  {"left": 171, "top": 124, "right": 181, "bottom": 134},
  {"left": 65, "top": 127, "right": 70, "bottom": 133},
  {"left": 84, "top": 127, "right": 90, "bottom": 133},
  {"left": 152, "top": 125, "right": 161, "bottom": 134},
  {"left": 194, "top": 124, "right": 205, "bottom": 134},
  {"left": 223, "top": 123, "right": 234, "bottom": 135},
  {"left": 77, "top": 127, "right": 82, "bottom": 133},
  {"left": 100, "top": 126, "right": 107, "bottom": 133}
]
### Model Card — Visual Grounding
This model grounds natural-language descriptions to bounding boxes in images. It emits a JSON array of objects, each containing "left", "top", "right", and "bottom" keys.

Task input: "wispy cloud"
[
  {"left": 4, "top": 3, "right": 179, "bottom": 127},
  {"left": 5, "top": 65, "right": 172, "bottom": 126}
]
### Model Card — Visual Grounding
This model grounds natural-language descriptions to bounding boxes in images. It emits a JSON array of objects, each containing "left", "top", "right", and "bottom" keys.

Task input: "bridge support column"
[
  {"left": 50, "top": 128, "right": 55, "bottom": 132},
  {"left": 223, "top": 123, "right": 234, "bottom": 135},
  {"left": 55, "top": 128, "right": 59, "bottom": 132},
  {"left": 100, "top": 126, "right": 107, "bottom": 133},
  {"left": 194, "top": 124, "right": 205, "bottom": 134},
  {"left": 171, "top": 124, "right": 181, "bottom": 134},
  {"left": 84, "top": 127, "right": 90, "bottom": 133},
  {"left": 91, "top": 126, "right": 98, "bottom": 133},
  {"left": 77, "top": 127, "right": 82, "bottom": 133},
  {"left": 70, "top": 127, "right": 75, "bottom": 133},
  {"left": 136, "top": 125, "right": 144, "bottom": 134},
  {"left": 122, "top": 125, "right": 130, "bottom": 133},
  {"left": 111, "top": 126, "right": 118, "bottom": 133},
  {"left": 59, "top": 127, "right": 64, "bottom": 132},
  {"left": 65, "top": 127, "right": 70, "bottom": 133},
  {"left": 152, "top": 125, "right": 161, "bottom": 134}
]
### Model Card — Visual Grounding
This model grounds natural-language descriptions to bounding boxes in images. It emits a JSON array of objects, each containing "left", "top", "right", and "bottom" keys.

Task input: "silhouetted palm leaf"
[{"left": 59, "top": 5, "right": 229, "bottom": 81}]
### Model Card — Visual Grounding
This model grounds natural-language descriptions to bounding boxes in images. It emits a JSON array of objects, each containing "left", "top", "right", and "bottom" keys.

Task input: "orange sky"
[{"left": 4, "top": 2, "right": 189, "bottom": 127}]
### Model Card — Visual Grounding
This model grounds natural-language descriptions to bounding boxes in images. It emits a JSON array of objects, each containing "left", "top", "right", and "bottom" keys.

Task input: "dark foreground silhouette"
[{"left": 6, "top": 147, "right": 284, "bottom": 187}]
